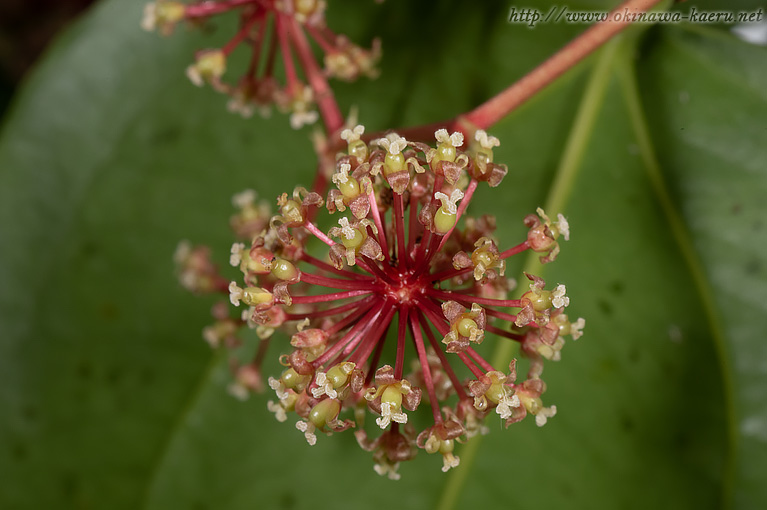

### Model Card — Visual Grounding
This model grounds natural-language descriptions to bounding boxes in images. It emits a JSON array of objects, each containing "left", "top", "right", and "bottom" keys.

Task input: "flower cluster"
[
  {"left": 177, "top": 126, "right": 584, "bottom": 478},
  {"left": 142, "top": 0, "right": 380, "bottom": 127}
]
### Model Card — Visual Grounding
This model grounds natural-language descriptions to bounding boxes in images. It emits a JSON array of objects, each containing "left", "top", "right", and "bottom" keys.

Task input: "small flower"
[
  {"left": 141, "top": 1, "right": 185, "bottom": 35},
  {"left": 365, "top": 366, "right": 421, "bottom": 429},
  {"left": 433, "top": 188, "right": 464, "bottom": 234},
  {"left": 186, "top": 50, "right": 226, "bottom": 88}
]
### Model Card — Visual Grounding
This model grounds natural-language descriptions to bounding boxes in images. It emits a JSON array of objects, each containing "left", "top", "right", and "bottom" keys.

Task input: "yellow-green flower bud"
[
  {"left": 309, "top": 398, "right": 340, "bottom": 429},
  {"left": 383, "top": 152, "right": 406, "bottom": 176},
  {"left": 271, "top": 258, "right": 298, "bottom": 281}
]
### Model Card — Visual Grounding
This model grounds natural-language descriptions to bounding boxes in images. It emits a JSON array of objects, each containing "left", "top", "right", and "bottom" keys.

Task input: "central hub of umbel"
[{"left": 385, "top": 275, "right": 428, "bottom": 305}]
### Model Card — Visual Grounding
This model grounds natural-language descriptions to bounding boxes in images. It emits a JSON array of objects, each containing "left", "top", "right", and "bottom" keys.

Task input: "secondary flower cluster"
[
  {"left": 142, "top": 0, "right": 380, "bottom": 127},
  {"left": 176, "top": 126, "right": 584, "bottom": 478}
]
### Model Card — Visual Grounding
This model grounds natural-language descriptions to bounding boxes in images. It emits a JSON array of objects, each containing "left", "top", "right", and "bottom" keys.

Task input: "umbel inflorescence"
[
  {"left": 142, "top": 0, "right": 380, "bottom": 128},
  {"left": 176, "top": 126, "right": 584, "bottom": 478}
]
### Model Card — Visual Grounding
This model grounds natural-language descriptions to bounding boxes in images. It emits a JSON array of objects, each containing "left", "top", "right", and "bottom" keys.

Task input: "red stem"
[
  {"left": 291, "top": 289, "right": 372, "bottom": 304},
  {"left": 456, "top": 351, "right": 486, "bottom": 379},
  {"left": 407, "top": 193, "right": 420, "bottom": 262},
  {"left": 275, "top": 15, "right": 299, "bottom": 88},
  {"left": 367, "top": 190, "right": 390, "bottom": 263},
  {"left": 394, "top": 306, "right": 409, "bottom": 379},
  {"left": 326, "top": 297, "right": 378, "bottom": 336},
  {"left": 184, "top": 0, "right": 259, "bottom": 18},
  {"left": 427, "top": 288, "right": 522, "bottom": 309},
  {"left": 222, "top": 12, "right": 261, "bottom": 56},
  {"left": 305, "top": 24, "right": 337, "bottom": 54},
  {"left": 246, "top": 16, "right": 267, "bottom": 78},
  {"left": 500, "top": 240, "right": 530, "bottom": 260},
  {"left": 299, "top": 253, "right": 372, "bottom": 281},
  {"left": 416, "top": 311, "right": 468, "bottom": 400},
  {"left": 393, "top": 193, "right": 409, "bottom": 271},
  {"left": 284, "top": 294, "right": 375, "bottom": 320},
  {"left": 483, "top": 307, "right": 519, "bottom": 324},
  {"left": 288, "top": 17, "right": 344, "bottom": 134},
  {"left": 300, "top": 271, "right": 383, "bottom": 291},
  {"left": 465, "top": 347, "right": 495, "bottom": 374},
  {"left": 347, "top": 304, "right": 397, "bottom": 365},
  {"left": 457, "top": 0, "right": 664, "bottom": 131},
  {"left": 485, "top": 324, "right": 524, "bottom": 342},
  {"left": 409, "top": 312, "right": 443, "bottom": 424},
  {"left": 313, "top": 299, "right": 386, "bottom": 366}
]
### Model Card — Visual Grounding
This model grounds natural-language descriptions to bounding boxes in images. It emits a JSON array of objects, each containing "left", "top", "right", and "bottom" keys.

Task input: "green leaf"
[{"left": 1, "top": 1, "right": 765, "bottom": 509}]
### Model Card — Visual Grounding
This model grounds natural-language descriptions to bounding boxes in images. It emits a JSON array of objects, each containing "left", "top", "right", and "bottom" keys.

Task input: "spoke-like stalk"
[
  {"left": 312, "top": 300, "right": 386, "bottom": 366},
  {"left": 291, "top": 289, "right": 372, "bottom": 305},
  {"left": 393, "top": 194, "right": 409, "bottom": 270},
  {"left": 300, "top": 271, "right": 384, "bottom": 291},
  {"left": 500, "top": 240, "right": 530, "bottom": 259},
  {"left": 416, "top": 311, "right": 468, "bottom": 401},
  {"left": 427, "top": 289, "right": 521, "bottom": 309},
  {"left": 326, "top": 297, "right": 378, "bottom": 336},
  {"left": 483, "top": 308, "right": 520, "bottom": 324},
  {"left": 348, "top": 305, "right": 398, "bottom": 365},
  {"left": 275, "top": 14, "right": 298, "bottom": 88},
  {"left": 465, "top": 347, "right": 495, "bottom": 374},
  {"left": 455, "top": 351, "right": 486, "bottom": 379},
  {"left": 299, "top": 253, "right": 372, "bottom": 281},
  {"left": 289, "top": 17, "right": 344, "bottom": 134},
  {"left": 367, "top": 190, "right": 390, "bottom": 263},
  {"left": 284, "top": 294, "right": 376, "bottom": 320},
  {"left": 184, "top": 0, "right": 259, "bottom": 18},
  {"left": 222, "top": 12, "right": 261, "bottom": 55},
  {"left": 409, "top": 312, "right": 443, "bottom": 424},
  {"left": 394, "top": 306, "right": 409, "bottom": 379}
]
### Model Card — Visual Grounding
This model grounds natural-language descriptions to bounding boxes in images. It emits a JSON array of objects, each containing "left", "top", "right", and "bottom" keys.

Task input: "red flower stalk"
[
  {"left": 141, "top": 0, "right": 379, "bottom": 131},
  {"left": 179, "top": 126, "right": 584, "bottom": 477}
]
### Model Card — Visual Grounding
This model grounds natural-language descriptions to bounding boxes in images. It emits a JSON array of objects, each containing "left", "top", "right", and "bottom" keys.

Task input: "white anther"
[
  {"left": 552, "top": 284, "right": 570, "bottom": 308},
  {"left": 374, "top": 133, "right": 408, "bottom": 155},
  {"left": 337, "top": 217, "right": 357, "bottom": 240},
  {"left": 475, "top": 129, "right": 500, "bottom": 149},
  {"left": 557, "top": 213, "right": 570, "bottom": 241},
  {"left": 435, "top": 128, "right": 464, "bottom": 147},
  {"left": 340, "top": 124, "right": 365, "bottom": 142},
  {"left": 267, "top": 400, "right": 287, "bottom": 422},
  {"left": 228, "top": 281, "right": 244, "bottom": 306},
  {"left": 296, "top": 421, "right": 317, "bottom": 445},
  {"left": 434, "top": 188, "right": 464, "bottom": 215},
  {"left": 441, "top": 453, "right": 461, "bottom": 472},
  {"left": 332, "top": 163, "right": 352, "bottom": 185},
  {"left": 232, "top": 189, "right": 256, "bottom": 209},
  {"left": 535, "top": 405, "right": 557, "bottom": 427},
  {"left": 494, "top": 391, "right": 521, "bottom": 420},
  {"left": 229, "top": 242, "right": 245, "bottom": 267},
  {"left": 571, "top": 317, "right": 586, "bottom": 340},
  {"left": 141, "top": 3, "right": 158, "bottom": 31}
]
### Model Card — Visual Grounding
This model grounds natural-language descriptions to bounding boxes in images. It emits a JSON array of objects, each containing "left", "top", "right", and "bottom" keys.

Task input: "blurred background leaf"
[{"left": 0, "top": 0, "right": 765, "bottom": 509}]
